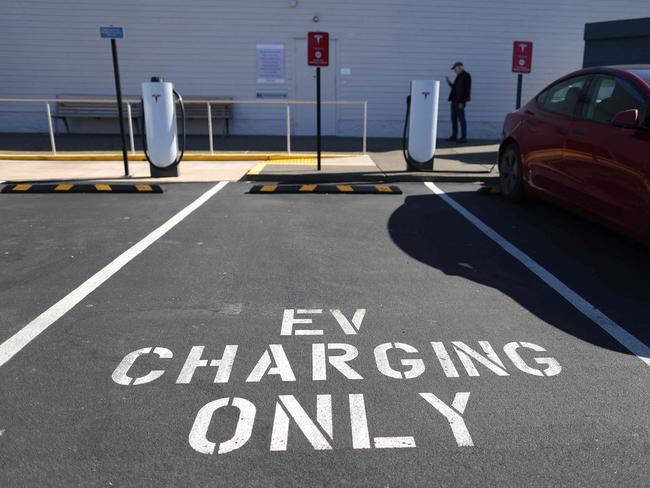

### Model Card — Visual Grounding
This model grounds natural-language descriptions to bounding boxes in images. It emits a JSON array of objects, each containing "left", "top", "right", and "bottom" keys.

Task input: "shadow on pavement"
[
  {"left": 387, "top": 192, "right": 650, "bottom": 354},
  {"left": 436, "top": 151, "right": 497, "bottom": 165}
]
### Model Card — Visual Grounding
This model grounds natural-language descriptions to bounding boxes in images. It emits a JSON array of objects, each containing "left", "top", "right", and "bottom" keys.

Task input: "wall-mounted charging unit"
[
  {"left": 402, "top": 80, "right": 439, "bottom": 171},
  {"left": 141, "top": 77, "right": 185, "bottom": 177}
]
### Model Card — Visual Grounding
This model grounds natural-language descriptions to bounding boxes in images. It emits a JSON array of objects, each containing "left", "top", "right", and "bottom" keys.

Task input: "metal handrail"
[
  {"left": 0, "top": 98, "right": 368, "bottom": 155},
  {"left": 0, "top": 97, "right": 364, "bottom": 105}
]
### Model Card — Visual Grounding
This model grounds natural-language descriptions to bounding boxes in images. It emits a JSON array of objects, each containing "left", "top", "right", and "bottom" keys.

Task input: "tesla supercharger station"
[
  {"left": 403, "top": 80, "right": 440, "bottom": 171},
  {"left": 142, "top": 77, "right": 185, "bottom": 177}
]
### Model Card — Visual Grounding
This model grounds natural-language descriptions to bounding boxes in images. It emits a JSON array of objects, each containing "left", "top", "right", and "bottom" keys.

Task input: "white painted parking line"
[
  {"left": 0, "top": 181, "right": 229, "bottom": 368},
  {"left": 424, "top": 182, "right": 650, "bottom": 367}
]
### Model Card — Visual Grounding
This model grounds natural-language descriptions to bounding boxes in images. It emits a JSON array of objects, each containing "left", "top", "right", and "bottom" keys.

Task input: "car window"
[
  {"left": 538, "top": 76, "right": 588, "bottom": 117},
  {"left": 582, "top": 76, "right": 647, "bottom": 126}
]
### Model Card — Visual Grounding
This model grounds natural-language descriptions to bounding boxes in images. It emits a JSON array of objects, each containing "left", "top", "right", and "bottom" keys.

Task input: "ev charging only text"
[{"left": 111, "top": 309, "right": 562, "bottom": 454}]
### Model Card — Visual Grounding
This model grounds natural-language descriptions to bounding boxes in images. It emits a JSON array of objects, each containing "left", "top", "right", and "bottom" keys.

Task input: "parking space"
[
  {"left": 0, "top": 184, "right": 214, "bottom": 336},
  {"left": 437, "top": 183, "right": 650, "bottom": 345},
  {"left": 0, "top": 182, "right": 648, "bottom": 486}
]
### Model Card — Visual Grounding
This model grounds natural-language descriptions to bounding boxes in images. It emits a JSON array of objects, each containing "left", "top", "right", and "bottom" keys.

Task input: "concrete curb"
[
  {"left": 0, "top": 174, "right": 498, "bottom": 185},
  {"left": 249, "top": 184, "right": 403, "bottom": 194},
  {"left": 244, "top": 172, "right": 498, "bottom": 184},
  {"left": 1, "top": 183, "right": 163, "bottom": 193}
]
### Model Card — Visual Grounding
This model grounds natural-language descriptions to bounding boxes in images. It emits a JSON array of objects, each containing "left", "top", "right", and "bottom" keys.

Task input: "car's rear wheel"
[{"left": 499, "top": 144, "right": 525, "bottom": 202}]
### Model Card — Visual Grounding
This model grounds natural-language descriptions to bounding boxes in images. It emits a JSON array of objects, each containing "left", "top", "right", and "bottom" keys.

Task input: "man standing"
[{"left": 446, "top": 62, "right": 472, "bottom": 143}]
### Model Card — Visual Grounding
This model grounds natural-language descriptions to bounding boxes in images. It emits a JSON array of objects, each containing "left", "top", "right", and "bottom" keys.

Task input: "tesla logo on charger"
[
  {"left": 422, "top": 91, "right": 430, "bottom": 99},
  {"left": 152, "top": 94, "right": 161, "bottom": 103}
]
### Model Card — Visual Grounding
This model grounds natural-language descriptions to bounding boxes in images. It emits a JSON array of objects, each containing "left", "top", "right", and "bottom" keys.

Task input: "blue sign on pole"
[{"left": 100, "top": 26, "right": 124, "bottom": 39}]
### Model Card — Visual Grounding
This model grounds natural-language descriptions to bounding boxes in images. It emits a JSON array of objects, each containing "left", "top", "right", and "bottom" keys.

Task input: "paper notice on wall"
[{"left": 256, "top": 43, "right": 285, "bottom": 84}]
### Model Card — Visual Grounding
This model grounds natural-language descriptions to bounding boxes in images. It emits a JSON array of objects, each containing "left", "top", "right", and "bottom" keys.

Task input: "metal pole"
[
  {"left": 362, "top": 101, "right": 367, "bottom": 153},
  {"left": 516, "top": 74, "right": 523, "bottom": 110},
  {"left": 207, "top": 103, "right": 214, "bottom": 154},
  {"left": 127, "top": 103, "right": 135, "bottom": 154},
  {"left": 316, "top": 67, "right": 321, "bottom": 171},
  {"left": 110, "top": 38, "right": 129, "bottom": 176},
  {"left": 45, "top": 103, "right": 56, "bottom": 155},
  {"left": 286, "top": 103, "right": 291, "bottom": 153}
]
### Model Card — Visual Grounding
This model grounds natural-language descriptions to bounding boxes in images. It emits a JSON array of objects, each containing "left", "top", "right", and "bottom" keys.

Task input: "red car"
[{"left": 499, "top": 66, "right": 650, "bottom": 243}]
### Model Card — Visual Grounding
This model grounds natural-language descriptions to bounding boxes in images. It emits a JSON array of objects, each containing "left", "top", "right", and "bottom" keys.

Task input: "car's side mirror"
[{"left": 611, "top": 109, "right": 639, "bottom": 128}]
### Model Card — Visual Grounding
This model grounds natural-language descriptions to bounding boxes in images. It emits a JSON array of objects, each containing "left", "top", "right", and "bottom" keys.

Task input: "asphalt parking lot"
[{"left": 1, "top": 181, "right": 648, "bottom": 487}]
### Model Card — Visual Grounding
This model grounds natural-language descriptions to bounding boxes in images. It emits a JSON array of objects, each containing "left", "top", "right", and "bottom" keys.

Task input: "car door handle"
[{"left": 572, "top": 129, "right": 586, "bottom": 136}]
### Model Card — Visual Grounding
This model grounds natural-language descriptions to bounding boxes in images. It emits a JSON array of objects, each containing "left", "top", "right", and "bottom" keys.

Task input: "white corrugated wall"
[{"left": 1, "top": 0, "right": 649, "bottom": 138}]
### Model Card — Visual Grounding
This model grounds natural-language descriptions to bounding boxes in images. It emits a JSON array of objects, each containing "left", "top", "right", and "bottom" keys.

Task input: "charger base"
[{"left": 149, "top": 165, "right": 179, "bottom": 178}]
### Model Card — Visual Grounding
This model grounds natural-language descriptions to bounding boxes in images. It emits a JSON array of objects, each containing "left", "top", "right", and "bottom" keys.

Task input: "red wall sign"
[
  {"left": 308, "top": 32, "right": 329, "bottom": 66},
  {"left": 512, "top": 41, "right": 533, "bottom": 73}
]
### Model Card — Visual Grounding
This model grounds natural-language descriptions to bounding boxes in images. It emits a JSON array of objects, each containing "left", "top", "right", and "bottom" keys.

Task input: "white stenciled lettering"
[
  {"left": 281, "top": 309, "right": 323, "bottom": 336},
  {"left": 176, "top": 345, "right": 238, "bottom": 384},
  {"left": 189, "top": 397, "right": 256, "bottom": 454},
  {"left": 349, "top": 393, "right": 372, "bottom": 449},
  {"left": 374, "top": 342, "right": 425, "bottom": 379},
  {"left": 312, "top": 343, "right": 363, "bottom": 380},
  {"left": 452, "top": 341, "right": 509, "bottom": 376},
  {"left": 270, "top": 395, "right": 333, "bottom": 451},
  {"left": 420, "top": 392, "right": 474, "bottom": 446},
  {"left": 348, "top": 393, "right": 416, "bottom": 449},
  {"left": 246, "top": 344, "right": 296, "bottom": 382},
  {"left": 503, "top": 342, "right": 561, "bottom": 376},
  {"left": 330, "top": 309, "right": 366, "bottom": 335},
  {"left": 111, "top": 347, "right": 172, "bottom": 385},
  {"left": 431, "top": 342, "right": 460, "bottom": 378}
]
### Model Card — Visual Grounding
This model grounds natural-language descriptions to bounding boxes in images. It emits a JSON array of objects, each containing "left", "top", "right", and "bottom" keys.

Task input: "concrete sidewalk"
[
  {"left": 0, "top": 155, "right": 379, "bottom": 184},
  {"left": 0, "top": 160, "right": 256, "bottom": 183},
  {"left": 0, "top": 153, "right": 497, "bottom": 184},
  {"left": 0, "top": 134, "right": 499, "bottom": 183},
  {"left": 246, "top": 143, "right": 498, "bottom": 183}
]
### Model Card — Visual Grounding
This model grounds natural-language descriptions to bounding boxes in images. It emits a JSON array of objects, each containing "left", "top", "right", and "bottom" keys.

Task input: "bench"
[
  {"left": 53, "top": 95, "right": 142, "bottom": 134},
  {"left": 54, "top": 95, "right": 233, "bottom": 135}
]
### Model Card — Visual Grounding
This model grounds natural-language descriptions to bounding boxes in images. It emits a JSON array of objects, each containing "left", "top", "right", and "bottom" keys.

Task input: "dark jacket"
[{"left": 448, "top": 71, "right": 472, "bottom": 103}]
